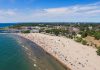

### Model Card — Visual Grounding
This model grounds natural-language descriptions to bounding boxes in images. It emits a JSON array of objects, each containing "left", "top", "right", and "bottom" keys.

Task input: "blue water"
[
  {"left": 0, "top": 34, "right": 67, "bottom": 70},
  {"left": 0, "top": 34, "right": 33, "bottom": 70},
  {"left": 0, "top": 23, "right": 15, "bottom": 28}
]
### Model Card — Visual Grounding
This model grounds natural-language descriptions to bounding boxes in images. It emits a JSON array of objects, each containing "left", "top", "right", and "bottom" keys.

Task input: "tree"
[
  {"left": 88, "top": 30, "right": 95, "bottom": 36},
  {"left": 22, "top": 30, "right": 30, "bottom": 33},
  {"left": 94, "top": 32, "right": 100, "bottom": 40},
  {"left": 81, "top": 31, "right": 88, "bottom": 38},
  {"left": 45, "top": 30, "right": 51, "bottom": 33},
  {"left": 82, "top": 40, "right": 87, "bottom": 45},
  {"left": 96, "top": 47, "right": 100, "bottom": 56},
  {"left": 53, "top": 29, "right": 60, "bottom": 36},
  {"left": 75, "top": 37, "right": 82, "bottom": 42}
]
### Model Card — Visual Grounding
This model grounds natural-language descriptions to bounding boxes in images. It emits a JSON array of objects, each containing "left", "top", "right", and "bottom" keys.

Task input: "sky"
[{"left": 0, "top": 0, "right": 100, "bottom": 23}]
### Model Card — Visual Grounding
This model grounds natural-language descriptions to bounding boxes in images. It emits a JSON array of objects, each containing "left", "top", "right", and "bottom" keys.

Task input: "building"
[
  {"left": 30, "top": 29, "right": 39, "bottom": 33},
  {"left": 68, "top": 27, "right": 80, "bottom": 34}
]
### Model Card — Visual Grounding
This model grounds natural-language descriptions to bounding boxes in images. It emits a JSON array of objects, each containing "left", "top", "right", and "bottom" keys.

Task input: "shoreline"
[
  {"left": 15, "top": 34, "right": 68, "bottom": 70},
  {"left": 16, "top": 33, "right": 100, "bottom": 70},
  {"left": 42, "top": 47, "right": 71, "bottom": 70}
]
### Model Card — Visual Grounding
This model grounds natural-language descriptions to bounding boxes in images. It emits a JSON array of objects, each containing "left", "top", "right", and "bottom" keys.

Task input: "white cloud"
[
  {"left": 86, "top": 10, "right": 100, "bottom": 14},
  {"left": 42, "top": 3, "right": 100, "bottom": 16},
  {"left": 5, "top": 10, "right": 16, "bottom": 16},
  {"left": 44, "top": 8, "right": 68, "bottom": 14},
  {"left": 0, "top": 9, "right": 16, "bottom": 16},
  {"left": 0, "top": 2, "right": 100, "bottom": 22}
]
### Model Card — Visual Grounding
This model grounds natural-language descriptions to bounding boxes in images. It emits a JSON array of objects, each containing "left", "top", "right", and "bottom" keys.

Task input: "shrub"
[
  {"left": 45, "top": 29, "right": 60, "bottom": 36},
  {"left": 69, "top": 35, "right": 73, "bottom": 39},
  {"left": 94, "top": 32, "right": 100, "bottom": 40},
  {"left": 82, "top": 40, "right": 87, "bottom": 45},
  {"left": 45, "top": 30, "right": 51, "bottom": 33},
  {"left": 75, "top": 37, "right": 82, "bottom": 42},
  {"left": 81, "top": 31, "right": 88, "bottom": 38},
  {"left": 22, "top": 30, "right": 30, "bottom": 33},
  {"left": 96, "top": 47, "right": 100, "bottom": 56},
  {"left": 53, "top": 29, "right": 60, "bottom": 36}
]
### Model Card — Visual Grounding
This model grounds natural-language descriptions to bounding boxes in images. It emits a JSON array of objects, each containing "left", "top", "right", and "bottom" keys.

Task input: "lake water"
[
  {"left": 0, "top": 23, "right": 15, "bottom": 28},
  {"left": 0, "top": 34, "right": 67, "bottom": 70}
]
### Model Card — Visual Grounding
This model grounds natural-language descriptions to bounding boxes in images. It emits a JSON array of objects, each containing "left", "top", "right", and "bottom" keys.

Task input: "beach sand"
[{"left": 17, "top": 33, "right": 100, "bottom": 70}]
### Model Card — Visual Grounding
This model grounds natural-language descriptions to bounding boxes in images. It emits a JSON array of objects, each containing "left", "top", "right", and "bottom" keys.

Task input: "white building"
[{"left": 30, "top": 29, "right": 39, "bottom": 33}]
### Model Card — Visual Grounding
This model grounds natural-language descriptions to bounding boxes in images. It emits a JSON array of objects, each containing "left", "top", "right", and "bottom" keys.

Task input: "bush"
[
  {"left": 52, "top": 29, "right": 60, "bottom": 36},
  {"left": 45, "top": 30, "right": 51, "bottom": 33},
  {"left": 45, "top": 29, "right": 61, "bottom": 36},
  {"left": 82, "top": 40, "right": 87, "bottom": 45},
  {"left": 75, "top": 37, "right": 82, "bottom": 42},
  {"left": 96, "top": 47, "right": 100, "bottom": 56},
  {"left": 88, "top": 30, "right": 95, "bottom": 36},
  {"left": 69, "top": 35, "right": 73, "bottom": 39},
  {"left": 81, "top": 31, "right": 88, "bottom": 38},
  {"left": 94, "top": 32, "right": 100, "bottom": 40},
  {"left": 22, "top": 30, "right": 30, "bottom": 33},
  {"left": 39, "top": 28, "right": 45, "bottom": 33}
]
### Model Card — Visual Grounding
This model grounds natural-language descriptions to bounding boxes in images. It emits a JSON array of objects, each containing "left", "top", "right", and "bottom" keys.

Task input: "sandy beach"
[{"left": 17, "top": 33, "right": 100, "bottom": 70}]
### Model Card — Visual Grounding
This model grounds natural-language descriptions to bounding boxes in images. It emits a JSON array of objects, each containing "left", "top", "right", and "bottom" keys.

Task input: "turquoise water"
[
  {"left": 0, "top": 34, "right": 67, "bottom": 70},
  {"left": 0, "top": 23, "right": 15, "bottom": 28},
  {"left": 0, "top": 34, "right": 33, "bottom": 70}
]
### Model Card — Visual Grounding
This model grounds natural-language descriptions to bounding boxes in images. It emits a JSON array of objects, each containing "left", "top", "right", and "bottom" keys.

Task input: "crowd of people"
[{"left": 17, "top": 33, "right": 100, "bottom": 70}]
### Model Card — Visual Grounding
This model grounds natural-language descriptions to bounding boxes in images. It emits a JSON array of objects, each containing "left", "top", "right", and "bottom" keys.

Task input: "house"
[
  {"left": 30, "top": 29, "right": 39, "bottom": 33},
  {"left": 68, "top": 27, "right": 80, "bottom": 34},
  {"left": 76, "top": 34, "right": 81, "bottom": 38},
  {"left": 88, "top": 26, "right": 93, "bottom": 30}
]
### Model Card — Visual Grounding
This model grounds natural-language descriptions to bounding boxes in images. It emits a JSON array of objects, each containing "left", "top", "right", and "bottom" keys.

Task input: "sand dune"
[{"left": 17, "top": 33, "right": 100, "bottom": 70}]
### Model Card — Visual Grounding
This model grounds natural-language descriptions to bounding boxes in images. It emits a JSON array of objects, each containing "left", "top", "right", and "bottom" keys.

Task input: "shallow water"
[
  {"left": 0, "top": 34, "right": 33, "bottom": 70},
  {"left": 0, "top": 34, "right": 67, "bottom": 70}
]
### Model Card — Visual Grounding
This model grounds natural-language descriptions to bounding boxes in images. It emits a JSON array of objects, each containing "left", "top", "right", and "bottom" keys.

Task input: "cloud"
[
  {"left": 42, "top": 3, "right": 100, "bottom": 16},
  {"left": 0, "top": 2, "right": 100, "bottom": 22},
  {"left": 0, "top": 9, "right": 16, "bottom": 16},
  {"left": 29, "top": 2, "right": 100, "bottom": 19},
  {"left": 87, "top": 10, "right": 100, "bottom": 14}
]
